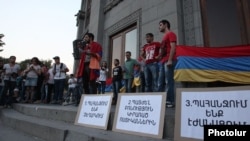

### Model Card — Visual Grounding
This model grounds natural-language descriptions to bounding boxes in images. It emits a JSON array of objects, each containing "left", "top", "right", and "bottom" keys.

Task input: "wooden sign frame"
[
  {"left": 112, "top": 92, "right": 166, "bottom": 139},
  {"left": 174, "top": 85, "right": 250, "bottom": 141},
  {"left": 75, "top": 94, "right": 113, "bottom": 130}
]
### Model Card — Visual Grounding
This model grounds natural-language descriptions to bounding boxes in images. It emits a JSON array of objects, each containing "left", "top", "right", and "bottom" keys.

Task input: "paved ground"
[{"left": 0, "top": 108, "right": 45, "bottom": 141}]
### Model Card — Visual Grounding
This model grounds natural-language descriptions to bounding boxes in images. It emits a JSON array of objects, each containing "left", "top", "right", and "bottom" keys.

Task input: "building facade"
[{"left": 73, "top": 0, "right": 250, "bottom": 86}]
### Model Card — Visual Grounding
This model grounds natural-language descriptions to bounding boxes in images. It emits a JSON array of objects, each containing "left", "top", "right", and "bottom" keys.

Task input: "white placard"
[
  {"left": 180, "top": 90, "right": 250, "bottom": 140},
  {"left": 75, "top": 94, "right": 112, "bottom": 130},
  {"left": 112, "top": 93, "right": 166, "bottom": 139}
]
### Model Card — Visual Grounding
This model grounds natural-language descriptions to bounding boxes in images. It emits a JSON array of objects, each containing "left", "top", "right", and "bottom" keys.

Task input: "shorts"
[{"left": 25, "top": 77, "right": 38, "bottom": 86}]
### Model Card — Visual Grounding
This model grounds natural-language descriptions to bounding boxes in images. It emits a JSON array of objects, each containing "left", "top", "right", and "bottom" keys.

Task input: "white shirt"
[
  {"left": 53, "top": 63, "right": 68, "bottom": 80},
  {"left": 68, "top": 77, "right": 77, "bottom": 88},
  {"left": 26, "top": 64, "right": 41, "bottom": 78},
  {"left": 98, "top": 68, "right": 108, "bottom": 81},
  {"left": 47, "top": 68, "right": 54, "bottom": 84},
  {"left": 3, "top": 63, "right": 21, "bottom": 81}
]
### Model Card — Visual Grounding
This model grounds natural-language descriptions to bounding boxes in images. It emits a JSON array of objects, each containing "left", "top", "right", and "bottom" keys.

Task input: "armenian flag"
[{"left": 174, "top": 45, "right": 250, "bottom": 84}]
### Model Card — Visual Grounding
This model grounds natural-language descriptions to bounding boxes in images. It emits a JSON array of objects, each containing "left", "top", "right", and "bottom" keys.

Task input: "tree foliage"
[
  {"left": 0, "top": 56, "right": 52, "bottom": 71},
  {"left": 19, "top": 59, "right": 52, "bottom": 70}
]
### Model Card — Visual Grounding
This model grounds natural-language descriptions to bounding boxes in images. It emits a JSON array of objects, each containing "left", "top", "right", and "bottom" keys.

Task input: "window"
[
  {"left": 201, "top": 0, "right": 250, "bottom": 46},
  {"left": 110, "top": 26, "right": 138, "bottom": 73},
  {"left": 125, "top": 28, "right": 137, "bottom": 60},
  {"left": 111, "top": 35, "right": 122, "bottom": 69}
]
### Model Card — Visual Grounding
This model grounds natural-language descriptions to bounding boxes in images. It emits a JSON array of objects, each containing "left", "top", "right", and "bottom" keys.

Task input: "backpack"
[{"left": 54, "top": 63, "right": 64, "bottom": 77}]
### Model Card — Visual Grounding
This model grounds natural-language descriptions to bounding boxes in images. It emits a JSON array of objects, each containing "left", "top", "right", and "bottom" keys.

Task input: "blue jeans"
[
  {"left": 160, "top": 61, "right": 177, "bottom": 104},
  {"left": 144, "top": 62, "right": 159, "bottom": 92},
  {"left": 53, "top": 79, "right": 66, "bottom": 101},
  {"left": 1, "top": 80, "right": 16, "bottom": 105},
  {"left": 67, "top": 87, "right": 75, "bottom": 97},
  {"left": 98, "top": 81, "right": 106, "bottom": 94},
  {"left": 140, "top": 72, "right": 145, "bottom": 92},
  {"left": 112, "top": 80, "right": 122, "bottom": 102},
  {"left": 124, "top": 78, "right": 133, "bottom": 93},
  {"left": 157, "top": 62, "right": 165, "bottom": 92}
]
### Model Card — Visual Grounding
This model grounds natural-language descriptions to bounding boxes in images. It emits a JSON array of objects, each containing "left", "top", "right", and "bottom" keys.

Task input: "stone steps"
[{"left": 0, "top": 103, "right": 175, "bottom": 141}]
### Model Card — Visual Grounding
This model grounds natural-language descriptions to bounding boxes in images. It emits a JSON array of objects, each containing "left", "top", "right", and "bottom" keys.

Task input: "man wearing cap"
[
  {"left": 50, "top": 56, "right": 69, "bottom": 104},
  {"left": 76, "top": 33, "right": 102, "bottom": 94}
]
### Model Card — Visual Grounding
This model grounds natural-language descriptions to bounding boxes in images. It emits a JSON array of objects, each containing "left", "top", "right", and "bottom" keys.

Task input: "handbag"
[{"left": 134, "top": 77, "right": 141, "bottom": 86}]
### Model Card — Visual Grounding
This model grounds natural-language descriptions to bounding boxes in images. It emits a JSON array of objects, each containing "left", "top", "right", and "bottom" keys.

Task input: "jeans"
[
  {"left": 98, "top": 81, "right": 106, "bottom": 94},
  {"left": 1, "top": 80, "right": 16, "bottom": 105},
  {"left": 144, "top": 62, "right": 159, "bottom": 92},
  {"left": 140, "top": 72, "right": 145, "bottom": 92},
  {"left": 46, "top": 83, "right": 54, "bottom": 103},
  {"left": 124, "top": 78, "right": 133, "bottom": 93},
  {"left": 157, "top": 62, "right": 165, "bottom": 92},
  {"left": 67, "top": 87, "right": 75, "bottom": 97},
  {"left": 20, "top": 81, "right": 26, "bottom": 101},
  {"left": 112, "top": 80, "right": 122, "bottom": 102},
  {"left": 53, "top": 79, "right": 65, "bottom": 101},
  {"left": 158, "top": 61, "right": 177, "bottom": 104},
  {"left": 0, "top": 85, "right": 3, "bottom": 105}
]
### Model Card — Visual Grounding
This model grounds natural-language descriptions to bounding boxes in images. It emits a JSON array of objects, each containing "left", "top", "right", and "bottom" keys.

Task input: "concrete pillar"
[{"left": 73, "top": 0, "right": 85, "bottom": 74}]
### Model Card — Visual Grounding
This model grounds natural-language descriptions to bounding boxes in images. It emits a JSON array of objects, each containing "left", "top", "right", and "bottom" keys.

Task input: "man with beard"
[{"left": 76, "top": 33, "right": 102, "bottom": 94}]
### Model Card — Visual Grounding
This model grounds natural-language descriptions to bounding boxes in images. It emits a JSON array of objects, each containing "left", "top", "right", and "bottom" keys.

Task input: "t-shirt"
[
  {"left": 112, "top": 66, "right": 123, "bottom": 81},
  {"left": 142, "top": 42, "right": 161, "bottom": 64},
  {"left": 3, "top": 63, "right": 21, "bottom": 81},
  {"left": 124, "top": 58, "right": 137, "bottom": 79},
  {"left": 47, "top": 68, "right": 54, "bottom": 84},
  {"left": 160, "top": 31, "right": 177, "bottom": 63},
  {"left": 26, "top": 64, "right": 41, "bottom": 78},
  {"left": 53, "top": 63, "right": 68, "bottom": 80},
  {"left": 99, "top": 68, "right": 108, "bottom": 81},
  {"left": 68, "top": 77, "right": 77, "bottom": 88}
]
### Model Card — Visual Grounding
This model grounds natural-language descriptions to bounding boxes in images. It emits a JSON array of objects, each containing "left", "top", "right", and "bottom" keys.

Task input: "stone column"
[{"left": 73, "top": 0, "right": 86, "bottom": 74}]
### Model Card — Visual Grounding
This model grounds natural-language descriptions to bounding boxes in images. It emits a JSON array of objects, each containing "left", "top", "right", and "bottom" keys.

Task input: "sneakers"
[
  {"left": 112, "top": 100, "right": 117, "bottom": 105},
  {"left": 166, "top": 101, "right": 175, "bottom": 108},
  {"left": 50, "top": 100, "right": 57, "bottom": 104},
  {"left": 33, "top": 100, "right": 41, "bottom": 104},
  {"left": 16, "top": 97, "right": 21, "bottom": 102},
  {"left": 50, "top": 100, "right": 63, "bottom": 105},
  {"left": 3, "top": 104, "right": 12, "bottom": 108}
]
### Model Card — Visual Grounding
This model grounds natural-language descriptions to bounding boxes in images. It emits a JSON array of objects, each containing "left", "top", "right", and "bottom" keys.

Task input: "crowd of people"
[
  {"left": 0, "top": 19, "right": 177, "bottom": 108},
  {"left": 0, "top": 55, "right": 70, "bottom": 108}
]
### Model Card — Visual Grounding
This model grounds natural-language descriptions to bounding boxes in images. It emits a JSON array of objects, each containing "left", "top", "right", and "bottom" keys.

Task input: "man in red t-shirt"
[
  {"left": 157, "top": 20, "right": 177, "bottom": 108},
  {"left": 141, "top": 33, "right": 161, "bottom": 92}
]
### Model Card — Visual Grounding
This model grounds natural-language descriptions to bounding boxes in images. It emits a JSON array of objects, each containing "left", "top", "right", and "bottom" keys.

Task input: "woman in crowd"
[{"left": 23, "top": 57, "right": 41, "bottom": 103}]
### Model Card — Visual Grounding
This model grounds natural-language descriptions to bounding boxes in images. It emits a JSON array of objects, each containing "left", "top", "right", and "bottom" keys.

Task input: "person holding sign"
[{"left": 112, "top": 59, "right": 123, "bottom": 105}]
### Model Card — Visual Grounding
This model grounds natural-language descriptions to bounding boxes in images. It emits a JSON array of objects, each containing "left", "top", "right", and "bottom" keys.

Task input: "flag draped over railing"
[{"left": 174, "top": 45, "right": 250, "bottom": 84}]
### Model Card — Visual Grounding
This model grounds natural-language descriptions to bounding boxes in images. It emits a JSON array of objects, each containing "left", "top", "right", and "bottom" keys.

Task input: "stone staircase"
[{"left": 0, "top": 103, "right": 175, "bottom": 141}]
